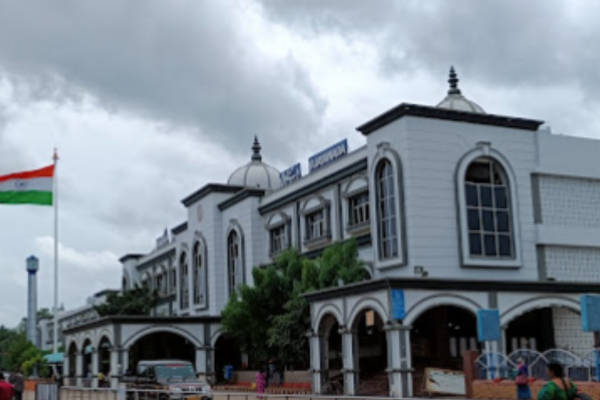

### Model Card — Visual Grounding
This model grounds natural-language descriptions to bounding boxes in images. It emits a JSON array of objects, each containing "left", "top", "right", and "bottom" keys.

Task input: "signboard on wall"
[
  {"left": 424, "top": 368, "right": 466, "bottom": 396},
  {"left": 308, "top": 139, "right": 348, "bottom": 173},
  {"left": 391, "top": 289, "right": 406, "bottom": 320},
  {"left": 280, "top": 163, "right": 302, "bottom": 187},
  {"left": 581, "top": 295, "right": 600, "bottom": 332},
  {"left": 477, "top": 309, "right": 501, "bottom": 342}
]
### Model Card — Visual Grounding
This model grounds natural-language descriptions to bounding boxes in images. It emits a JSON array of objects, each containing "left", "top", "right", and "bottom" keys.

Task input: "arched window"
[
  {"left": 180, "top": 251, "right": 189, "bottom": 309},
  {"left": 193, "top": 242, "right": 204, "bottom": 305},
  {"left": 376, "top": 159, "right": 398, "bottom": 259},
  {"left": 228, "top": 231, "right": 242, "bottom": 295},
  {"left": 464, "top": 157, "right": 513, "bottom": 258}
]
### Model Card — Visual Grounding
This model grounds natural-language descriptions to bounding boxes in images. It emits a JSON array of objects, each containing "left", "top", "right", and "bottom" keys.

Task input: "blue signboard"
[
  {"left": 280, "top": 163, "right": 302, "bottom": 187},
  {"left": 308, "top": 139, "right": 348, "bottom": 173},
  {"left": 581, "top": 295, "right": 600, "bottom": 332},
  {"left": 391, "top": 289, "right": 405, "bottom": 320},
  {"left": 477, "top": 309, "right": 501, "bottom": 342}
]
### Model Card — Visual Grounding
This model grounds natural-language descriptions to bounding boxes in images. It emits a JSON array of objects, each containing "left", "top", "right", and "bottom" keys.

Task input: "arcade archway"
[
  {"left": 410, "top": 305, "right": 478, "bottom": 395},
  {"left": 129, "top": 331, "right": 195, "bottom": 370},
  {"left": 214, "top": 334, "right": 243, "bottom": 383},
  {"left": 98, "top": 336, "right": 112, "bottom": 387},
  {"left": 352, "top": 309, "right": 388, "bottom": 397},
  {"left": 317, "top": 313, "right": 343, "bottom": 391}
]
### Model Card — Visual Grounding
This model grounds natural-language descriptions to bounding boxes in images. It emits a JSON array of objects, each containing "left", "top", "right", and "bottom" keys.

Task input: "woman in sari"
[
  {"left": 515, "top": 357, "right": 532, "bottom": 400},
  {"left": 538, "top": 361, "right": 578, "bottom": 400}
]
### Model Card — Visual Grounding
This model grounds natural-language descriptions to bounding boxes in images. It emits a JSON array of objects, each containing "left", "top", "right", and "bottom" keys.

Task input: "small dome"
[
  {"left": 436, "top": 66, "right": 485, "bottom": 114},
  {"left": 227, "top": 136, "right": 282, "bottom": 191}
]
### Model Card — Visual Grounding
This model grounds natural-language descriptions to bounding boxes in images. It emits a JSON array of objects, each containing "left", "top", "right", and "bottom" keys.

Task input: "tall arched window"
[
  {"left": 376, "top": 159, "right": 398, "bottom": 259},
  {"left": 193, "top": 242, "right": 204, "bottom": 305},
  {"left": 180, "top": 251, "right": 189, "bottom": 309},
  {"left": 228, "top": 231, "right": 242, "bottom": 296},
  {"left": 464, "top": 157, "right": 513, "bottom": 258}
]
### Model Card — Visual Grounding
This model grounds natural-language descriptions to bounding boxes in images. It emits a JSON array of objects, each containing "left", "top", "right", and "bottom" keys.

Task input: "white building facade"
[{"left": 58, "top": 69, "right": 600, "bottom": 396}]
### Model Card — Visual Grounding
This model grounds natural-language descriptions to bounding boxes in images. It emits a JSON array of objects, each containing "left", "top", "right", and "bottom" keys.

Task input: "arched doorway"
[
  {"left": 67, "top": 342, "right": 78, "bottom": 382},
  {"left": 98, "top": 337, "right": 112, "bottom": 387},
  {"left": 352, "top": 309, "right": 388, "bottom": 397},
  {"left": 129, "top": 332, "right": 195, "bottom": 371},
  {"left": 410, "top": 305, "right": 478, "bottom": 396},
  {"left": 82, "top": 338, "right": 93, "bottom": 387},
  {"left": 506, "top": 306, "right": 592, "bottom": 356},
  {"left": 214, "top": 334, "right": 243, "bottom": 383},
  {"left": 317, "top": 314, "right": 343, "bottom": 393}
]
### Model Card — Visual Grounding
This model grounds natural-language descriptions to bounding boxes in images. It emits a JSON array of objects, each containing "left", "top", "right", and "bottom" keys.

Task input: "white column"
[
  {"left": 385, "top": 324, "right": 413, "bottom": 398},
  {"left": 121, "top": 349, "right": 130, "bottom": 375},
  {"left": 63, "top": 353, "right": 70, "bottom": 384},
  {"left": 308, "top": 332, "right": 323, "bottom": 394},
  {"left": 340, "top": 327, "right": 358, "bottom": 396},
  {"left": 76, "top": 351, "right": 84, "bottom": 387},
  {"left": 92, "top": 349, "right": 99, "bottom": 388},
  {"left": 110, "top": 348, "right": 120, "bottom": 389},
  {"left": 196, "top": 347, "right": 207, "bottom": 380}
]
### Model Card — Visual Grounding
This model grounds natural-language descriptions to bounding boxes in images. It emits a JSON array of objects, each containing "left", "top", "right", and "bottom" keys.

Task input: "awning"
[{"left": 44, "top": 352, "right": 64, "bottom": 364}]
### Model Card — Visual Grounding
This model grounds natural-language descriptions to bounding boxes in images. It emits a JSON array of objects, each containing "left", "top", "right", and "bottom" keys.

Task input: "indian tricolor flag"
[{"left": 0, "top": 165, "right": 55, "bottom": 206}]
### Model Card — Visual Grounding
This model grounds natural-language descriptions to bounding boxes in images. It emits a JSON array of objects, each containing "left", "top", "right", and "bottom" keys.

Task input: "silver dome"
[
  {"left": 436, "top": 66, "right": 485, "bottom": 114},
  {"left": 227, "top": 136, "right": 282, "bottom": 191}
]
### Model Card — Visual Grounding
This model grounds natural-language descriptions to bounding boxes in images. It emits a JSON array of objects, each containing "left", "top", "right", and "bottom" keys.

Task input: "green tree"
[
  {"left": 221, "top": 239, "right": 369, "bottom": 368},
  {"left": 94, "top": 285, "right": 160, "bottom": 316}
]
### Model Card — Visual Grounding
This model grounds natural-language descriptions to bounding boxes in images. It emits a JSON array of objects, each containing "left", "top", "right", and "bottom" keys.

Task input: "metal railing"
[{"left": 475, "top": 348, "right": 600, "bottom": 381}]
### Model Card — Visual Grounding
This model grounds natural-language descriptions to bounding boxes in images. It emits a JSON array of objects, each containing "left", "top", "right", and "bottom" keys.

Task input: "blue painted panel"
[
  {"left": 477, "top": 309, "right": 501, "bottom": 342},
  {"left": 280, "top": 163, "right": 302, "bottom": 186},
  {"left": 391, "top": 289, "right": 405, "bottom": 320},
  {"left": 581, "top": 295, "right": 600, "bottom": 332},
  {"left": 308, "top": 139, "right": 348, "bottom": 173}
]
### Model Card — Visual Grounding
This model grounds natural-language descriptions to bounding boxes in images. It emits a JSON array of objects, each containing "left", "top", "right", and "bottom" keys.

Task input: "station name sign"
[
  {"left": 308, "top": 139, "right": 348, "bottom": 173},
  {"left": 280, "top": 163, "right": 302, "bottom": 187}
]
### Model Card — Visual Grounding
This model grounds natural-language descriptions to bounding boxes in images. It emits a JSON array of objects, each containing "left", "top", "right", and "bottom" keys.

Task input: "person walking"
[
  {"left": 255, "top": 367, "right": 267, "bottom": 399},
  {"left": 515, "top": 357, "right": 532, "bottom": 400},
  {"left": 8, "top": 369, "right": 24, "bottom": 400},
  {"left": 538, "top": 361, "right": 578, "bottom": 400},
  {"left": 0, "top": 374, "right": 15, "bottom": 400}
]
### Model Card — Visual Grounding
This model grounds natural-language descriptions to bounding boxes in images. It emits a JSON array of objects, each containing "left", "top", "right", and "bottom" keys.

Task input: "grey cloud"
[
  {"left": 0, "top": 1, "right": 327, "bottom": 162},
  {"left": 257, "top": 1, "right": 600, "bottom": 100}
]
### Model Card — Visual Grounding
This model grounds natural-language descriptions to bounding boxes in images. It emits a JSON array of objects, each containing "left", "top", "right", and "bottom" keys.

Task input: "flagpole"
[{"left": 53, "top": 149, "right": 59, "bottom": 354}]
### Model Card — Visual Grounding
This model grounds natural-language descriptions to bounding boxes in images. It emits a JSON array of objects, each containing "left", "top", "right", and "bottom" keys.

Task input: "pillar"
[
  {"left": 76, "top": 351, "right": 84, "bottom": 387},
  {"left": 110, "top": 347, "right": 120, "bottom": 389},
  {"left": 63, "top": 353, "right": 70, "bottom": 384},
  {"left": 308, "top": 331, "right": 324, "bottom": 394},
  {"left": 196, "top": 347, "right": 208, "bottom": 380},
  {"left": 205, "top": 346, "right": 215, "bottom": 385},
  {"left": 340, "top": 327, "right": 358, "bottom": 396},
  {"left": 91, "top": 348, "right": 99, "bottom": 388},
  {"left": 385, "top": 323, "right": 413, "bottom": 398},
  {"left": 121, "top": 349, "right": 130, "bottom": 375}
]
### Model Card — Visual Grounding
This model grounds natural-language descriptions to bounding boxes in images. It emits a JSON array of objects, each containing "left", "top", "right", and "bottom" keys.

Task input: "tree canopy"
[
  {"left": 94, "top": 285, "right": 160, "bottom": 317},
  {"left": 0, "top": 327, "right": 49, "bottom": 377},
  {"left": 221, "top": 239, "right": 369, "bottom": 368}
]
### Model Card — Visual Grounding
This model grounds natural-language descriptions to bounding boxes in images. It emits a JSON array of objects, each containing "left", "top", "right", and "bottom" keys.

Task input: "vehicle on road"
[{"left": 122, "top": 360, "right": 211, "bottom": 400}]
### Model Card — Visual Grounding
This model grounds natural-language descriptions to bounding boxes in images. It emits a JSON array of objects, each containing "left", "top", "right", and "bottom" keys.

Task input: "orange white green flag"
[{"left": 0, "top": 165, "right": 55, "bottom": 206}]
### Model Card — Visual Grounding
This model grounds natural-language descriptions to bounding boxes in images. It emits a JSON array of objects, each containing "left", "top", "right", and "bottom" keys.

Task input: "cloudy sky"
[{"left": 1, "top": 1, "right": 599, "bottom": 327}]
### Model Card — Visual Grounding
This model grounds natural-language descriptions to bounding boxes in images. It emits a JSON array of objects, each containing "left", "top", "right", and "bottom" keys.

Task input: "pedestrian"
[
  {"left": 538, "top": 361, "right": 578, "bottom": 400},
  {"left": 0, "top": 373, "right": 15, "bottom": 400},
  {"left": 514, "top": 357, "right": 531, "bottom": 400},
  {"left": 8, "top": 369, "right": 24, "bottom": 400},
  {"left": 255, "top": 367, "right": 266, "bottom": 399}
]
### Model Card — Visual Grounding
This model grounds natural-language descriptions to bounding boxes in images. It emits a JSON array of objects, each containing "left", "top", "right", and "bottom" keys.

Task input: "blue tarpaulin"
[{"left": 44, "top": 353, "right": 64, "bottom": 364}]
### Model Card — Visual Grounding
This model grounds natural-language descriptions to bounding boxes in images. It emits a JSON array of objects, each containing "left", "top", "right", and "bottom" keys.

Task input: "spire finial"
[
  {"left": 251, "top": 135, "right": 262, "bottom": 161},
  {"left": 448, "top": 66, "right": 461, "bottom": 95}
]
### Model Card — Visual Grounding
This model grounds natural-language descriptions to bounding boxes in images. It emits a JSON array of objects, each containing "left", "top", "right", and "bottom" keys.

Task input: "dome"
[
  {"left": 436, "top": 66, "right": 485, "bottom": 114},
  {"left": 227, "top": 136, "right": 282, "bottom": 191}
]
